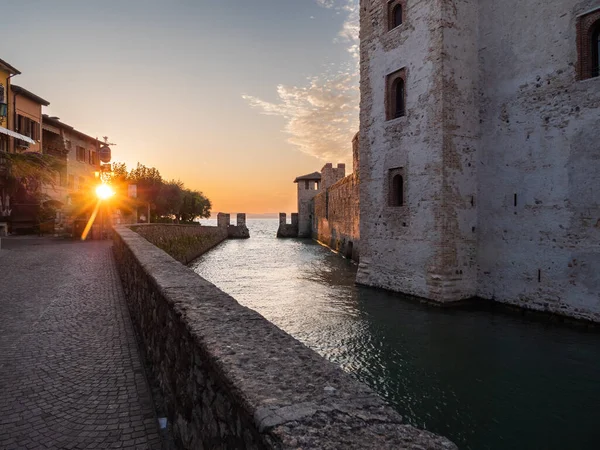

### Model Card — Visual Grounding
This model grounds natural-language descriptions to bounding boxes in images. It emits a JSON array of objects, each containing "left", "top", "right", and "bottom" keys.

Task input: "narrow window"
[
  {"left": 391, "top": 174, "right": 404, "bottom": 206},
  {"left": 592, "top": 20, "right": 600, "bottom": 78},
  {"left": 304, "top": 180, "right": 309, "bottom": 190},
  {"left": 388, "top": 1, "right": 404, "bottom": 31},
  {"left": 392, "top": 5, "right": 402, "bottom": 28},
  {"left": 394, "top": 78, "right": 405, "bottom": 118},
  {"left": 386, "top": 69, "right": 406, "bottom": 120}
]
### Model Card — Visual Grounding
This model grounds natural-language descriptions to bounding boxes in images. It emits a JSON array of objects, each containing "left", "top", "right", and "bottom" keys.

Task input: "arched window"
[
  {"left": 391, "top": 174, "right": 403, "bottom": 206},
  {"left": 577, "top": 11, "right": 600, "bottom": 79},
  {"left": 592, "top": 20, "right": 600, "bottom": 78},
  {"left": 392, "top": 5, "right": 403, "bottom": 28},
  {"left": 393, "top": 78, "right": 405, "bottom": 118}
]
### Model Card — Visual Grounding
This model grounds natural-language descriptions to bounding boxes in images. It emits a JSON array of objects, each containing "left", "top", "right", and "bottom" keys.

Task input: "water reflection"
[{"left": 193, "top": 219, "right": 600, "bottom": 450}]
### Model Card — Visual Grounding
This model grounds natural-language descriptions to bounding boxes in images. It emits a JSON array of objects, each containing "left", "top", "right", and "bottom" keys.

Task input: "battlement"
[
  {"left": 216, "top": 212, "right": 250, "bottom": 239},
  {"left": 276, "top": 213, "right": 299, "bottom": 238}
]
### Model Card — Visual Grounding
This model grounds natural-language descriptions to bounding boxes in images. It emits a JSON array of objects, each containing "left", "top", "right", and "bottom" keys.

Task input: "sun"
[{"left": 95, "top": 184, "right": 115, "bottom": 200}]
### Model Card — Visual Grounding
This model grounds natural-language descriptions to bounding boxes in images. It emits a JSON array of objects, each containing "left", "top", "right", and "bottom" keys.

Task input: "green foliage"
[
  {"left": 179, "top": 189, "right": 212, "bottom": 222},
  {"left": 110, "top": 162, "right": 212, "bottom": 222},
  {"left": 2, "top": 152, "right": 64, "bottom": 196}
]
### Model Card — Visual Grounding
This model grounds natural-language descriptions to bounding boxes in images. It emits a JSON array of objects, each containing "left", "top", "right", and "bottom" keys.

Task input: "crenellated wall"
[
  {"left": 276, "top": 213, "right": 299, "bottom": 238},
  {"left": 217, "top": 212, "right": 250, "bottom": 239},
  {"left": 112, "top": 226, "right": 456, "bottom": 449}
]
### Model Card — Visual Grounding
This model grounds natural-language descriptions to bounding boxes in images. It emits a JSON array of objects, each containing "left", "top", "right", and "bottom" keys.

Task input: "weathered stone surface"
[
  {"left": 131, "top": 223, "right": 228, "bottom": 264},
  {"left": 276, "top": 213, "right": 299, "bottom": 238},
  {"left": 313, "top": 166, "right": 360, "bottom": 261},
  {"left": 113, "top": 226, "right": 457, "bottom": 449},
  {"left": 217, "top": 212, "right": 250, "bottom": 239},
  {"left": 357, "top": 0, "right": 600, "bottom": 321}
]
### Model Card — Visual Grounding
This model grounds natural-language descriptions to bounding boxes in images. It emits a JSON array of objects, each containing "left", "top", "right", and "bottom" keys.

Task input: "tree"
[
  {"left": 102, "top": 161, "right": 212, "bottom": 223},
  {"left": 155, "top": 180, "right": 184, "bottom": 221},
  {"left": 127, "top": 163, "right": 162, "bottom": 222},
  {"left": 0, "top": 152, "right": 65, "bottom": 229},
  {"left": 178, "top": 189, "right": 211, "bottom": 222}
]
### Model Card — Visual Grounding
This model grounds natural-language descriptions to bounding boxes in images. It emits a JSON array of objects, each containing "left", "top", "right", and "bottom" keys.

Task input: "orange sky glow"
[{"left": 3, "top": 1, "right": 359, "bottom": 216}]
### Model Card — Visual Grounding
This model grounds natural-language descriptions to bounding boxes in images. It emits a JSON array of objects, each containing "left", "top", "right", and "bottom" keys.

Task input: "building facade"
[
  {"left": 11, "top": 85, "right": 50, "bottom": 154},
  {"left": 42, "top": 115, "right": 101, "bottom": 202},
  {"left": 357, "top": 0, "right": 600, "bottom": 321},
  {"left": 0, "top": 58, "right": 39, "bottom": 225}
]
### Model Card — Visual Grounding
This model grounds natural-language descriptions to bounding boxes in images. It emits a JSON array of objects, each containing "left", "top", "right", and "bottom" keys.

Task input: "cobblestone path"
[{"left": 0, "top": 239, "right": 162, "bottom": 449}]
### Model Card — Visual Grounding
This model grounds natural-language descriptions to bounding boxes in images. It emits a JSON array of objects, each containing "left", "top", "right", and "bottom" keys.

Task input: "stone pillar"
[
  {"left": 279, "top": 213, "right": 286, "bottom": 225},
  {"left": 237, "top": 213, "right": 246, "bottom": 227},
  {"left": 291, "top": 213, "right": 299, "bottom": 227},
  {"left": 217, "top": 213, "right": 230, "bottom": 228}
]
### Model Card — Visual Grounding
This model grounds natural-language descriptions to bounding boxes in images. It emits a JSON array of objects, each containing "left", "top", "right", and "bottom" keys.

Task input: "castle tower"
[
  {"left": 356, "top": 0, "right": 479, "bottom": 302},
  {"left": 293, "top": 171, "right": 321, "bottom": 237}
]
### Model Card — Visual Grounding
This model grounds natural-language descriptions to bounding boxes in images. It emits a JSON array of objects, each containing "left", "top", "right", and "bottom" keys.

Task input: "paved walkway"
[{"left": 0, "top": 238, "right": 162, "bottom": 449}]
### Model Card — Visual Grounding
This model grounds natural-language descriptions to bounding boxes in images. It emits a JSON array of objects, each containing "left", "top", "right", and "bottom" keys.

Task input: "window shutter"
[{"left": 0, "top": 84, "right": 4, "bottom": 103}]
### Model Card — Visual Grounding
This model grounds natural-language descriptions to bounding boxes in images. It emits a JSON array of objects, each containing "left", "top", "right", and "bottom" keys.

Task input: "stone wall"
[
  {"left": 296, "top": 180, "right": 320, "bottom": 237},
  {"left": 313, "top": 174, "right": 360, "bottom": 261},
  {"left": 276, "top": 213, "right": 299, "bottom": 238},
  {"left": 131, "top": 224, "right": 227, "bottom": 264},
  {"left": 358, "top": 0, "right": 455, "bottom": 300},
  {"left": 217, "top": 213, "right": 250, "bottom": 239},
  {"left": 358, "top": 0, "right": 600, "bottom": 321},
  {"left": 113, "top": 226, "right": 456, "bottom": 449},
  {"left": 476, "top": 0, "right": 600, "bottom": 321}
]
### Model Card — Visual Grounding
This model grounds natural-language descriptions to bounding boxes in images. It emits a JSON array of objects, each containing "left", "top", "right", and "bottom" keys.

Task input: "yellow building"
[{"left": 0, "top": 57, "right": 35, "bottom": 153}]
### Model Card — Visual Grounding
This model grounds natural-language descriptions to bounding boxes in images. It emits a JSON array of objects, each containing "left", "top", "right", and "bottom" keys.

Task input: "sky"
[{"left": 2, "top": 0, "right": 359, "bottom": 216}]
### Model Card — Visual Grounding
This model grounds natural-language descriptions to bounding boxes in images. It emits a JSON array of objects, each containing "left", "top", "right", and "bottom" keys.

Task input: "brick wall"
[{"left": 313, "top": 174, "right": 360, "bottom": 261}]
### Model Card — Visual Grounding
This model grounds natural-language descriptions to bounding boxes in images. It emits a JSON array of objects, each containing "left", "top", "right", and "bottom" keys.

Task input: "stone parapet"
[
  {"left": 276, "top": 213, "right": 299, "bottom": 238},
  {"left": 113, "top": 225, "right": 456, "bottom": 449},
  {"left": 217, "top": 212, "right": 250, "bottom": 239}
]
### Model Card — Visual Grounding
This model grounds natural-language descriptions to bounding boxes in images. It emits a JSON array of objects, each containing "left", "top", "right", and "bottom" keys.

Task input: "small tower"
[
  {"left": 293, "top": 171, "right": 321, "bottom": 237},
  {"left": 357, "top": 0, "right": 479, "bottom": 302}
]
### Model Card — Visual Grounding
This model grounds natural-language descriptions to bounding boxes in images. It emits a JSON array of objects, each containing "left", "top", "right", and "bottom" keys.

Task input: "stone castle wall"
[
  {"left": 358, "top": 0, "right": 600, "bottom": 321},
  {"left": 297, "top": 180, "right": 320, "bottom": 237},
  {"left": 112, "top": 226, "right": 456, "bottom": 449},
  {"left": 475, "top": 0, "right": 600, "bottom": 321},
  {"left": 277, "top": 213, "right": 299, "bottom": 238},
  {"left": 357, "top": 0, "right": 453, "bottom": 299},
  {"left": 313, "top": 174, "right": 360, "bottom": 261}
]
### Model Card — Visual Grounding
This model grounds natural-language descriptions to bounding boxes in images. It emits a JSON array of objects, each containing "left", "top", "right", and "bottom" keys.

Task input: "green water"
[{"left": 193, "top": 219, "right": 600, "bottom": 449}]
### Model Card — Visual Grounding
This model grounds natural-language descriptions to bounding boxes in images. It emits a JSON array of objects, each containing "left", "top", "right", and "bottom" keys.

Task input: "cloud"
[{"left": 243, "top": 0, "right": 359, "bottom": 163}]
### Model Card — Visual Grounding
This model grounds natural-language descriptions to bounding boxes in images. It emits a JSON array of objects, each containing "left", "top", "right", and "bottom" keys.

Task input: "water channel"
[{"left": 193, "top": 219, "right": 600, "bottom": 449}]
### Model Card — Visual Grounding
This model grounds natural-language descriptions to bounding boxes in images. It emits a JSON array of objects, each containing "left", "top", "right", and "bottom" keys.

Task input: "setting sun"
[{"left": 95, "top": 184, "right": 114, "bottom": 200}]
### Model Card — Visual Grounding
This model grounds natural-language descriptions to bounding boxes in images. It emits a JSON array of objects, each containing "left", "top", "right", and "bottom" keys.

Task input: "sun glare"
[{"left": 95, "top": 184, "right": 115, "bottom": 200}]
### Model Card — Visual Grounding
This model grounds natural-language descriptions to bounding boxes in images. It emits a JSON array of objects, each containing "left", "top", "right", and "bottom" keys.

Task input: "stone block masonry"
[
  {"left": 313, "top": 173, "right": 360, "bottom": 261},
  {"left": 113, "top": 225, "right": 456, "bottom": 449},
  {"left": 218, "top": 212, "right": 250, "bottom": 239},
  {"left": 357, "top": 0, "right": 600, "bottom": 321},
  {"left": 276, "top": 212, "right": 299, "bottom": 238}
]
